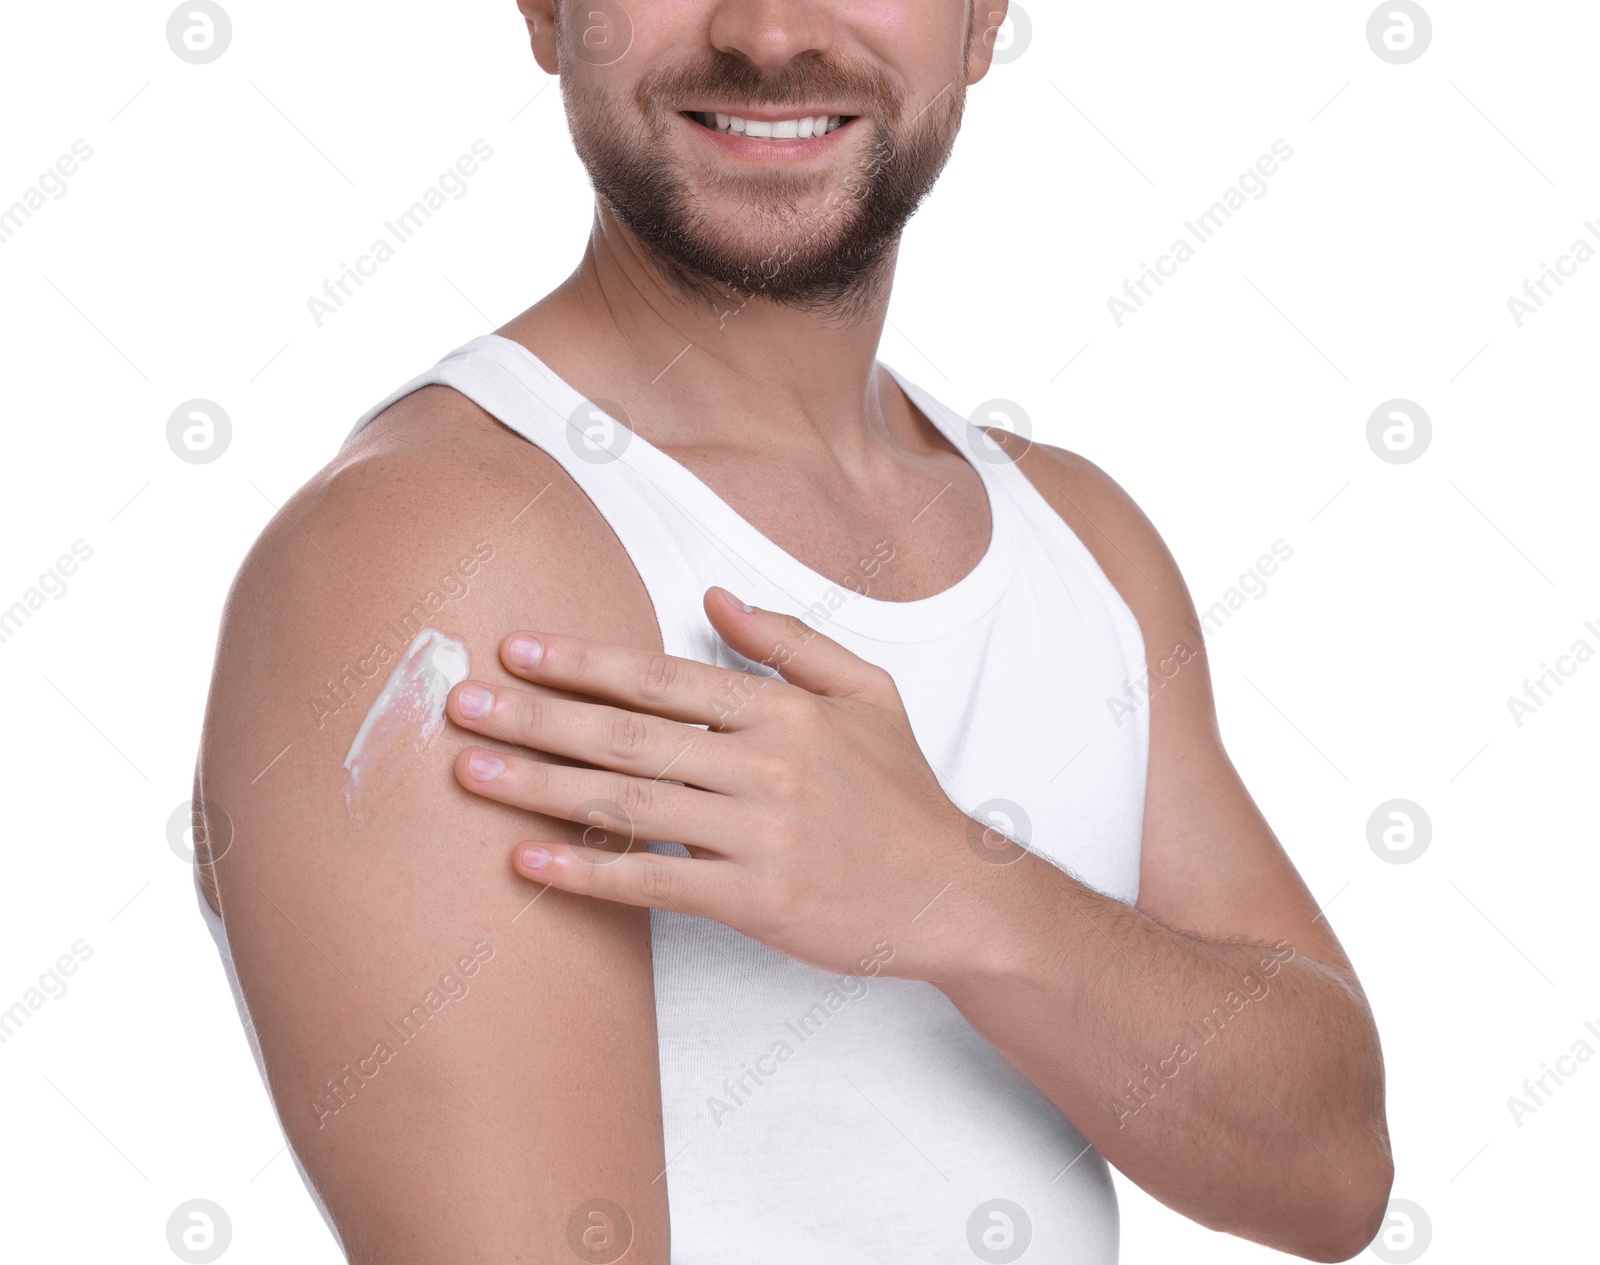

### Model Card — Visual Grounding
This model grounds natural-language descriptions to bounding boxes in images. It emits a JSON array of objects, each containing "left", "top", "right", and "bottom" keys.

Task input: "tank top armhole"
[{"left": 989, "top": 451, "right": 1150, "bottom": 658}]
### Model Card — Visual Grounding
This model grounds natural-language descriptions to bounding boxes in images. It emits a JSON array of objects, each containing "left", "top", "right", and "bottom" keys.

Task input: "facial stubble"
[{"left": 561, "top": 45, "right": 969, "bottom": 321}]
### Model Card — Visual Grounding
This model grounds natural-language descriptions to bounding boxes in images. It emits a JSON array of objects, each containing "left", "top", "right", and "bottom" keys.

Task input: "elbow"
[{"left": 1295, "top": 1155, "right": 1397, "bottom": 1263}]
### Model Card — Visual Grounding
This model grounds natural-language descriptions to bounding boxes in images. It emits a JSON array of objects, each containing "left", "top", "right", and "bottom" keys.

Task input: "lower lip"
[{"left": 680, "top": 112, "right": 856, "bottom": 160}]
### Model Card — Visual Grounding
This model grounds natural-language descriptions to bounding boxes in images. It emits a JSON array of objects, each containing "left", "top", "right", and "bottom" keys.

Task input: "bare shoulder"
[
  {"left": 232, "top": 381, "right": 657, "bottom": 649},
  {"left": 199, "top": 380, "right": 661, "bottom": 897},
  {"left": 999, "top": 433, "right": 1199, "bottom": 652},
  {"left": 203, "top": 381, "right": 661, "bottom": 801},
  {"left": 1000, "top": 431, "right": 1353, "bottom": 968},
  {"left": 196, "top": 383, "right": 667, "bottom": 1261}
]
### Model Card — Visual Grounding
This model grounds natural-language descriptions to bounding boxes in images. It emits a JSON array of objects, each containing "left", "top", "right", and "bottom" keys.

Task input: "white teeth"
[{"left": 696, "top": 111, "right": 850, "bottom": 140}]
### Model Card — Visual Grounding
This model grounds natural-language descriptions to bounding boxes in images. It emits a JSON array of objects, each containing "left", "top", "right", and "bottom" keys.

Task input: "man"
[{"left": 194, "top": 2, "right": 1393, "bottom": 1261}]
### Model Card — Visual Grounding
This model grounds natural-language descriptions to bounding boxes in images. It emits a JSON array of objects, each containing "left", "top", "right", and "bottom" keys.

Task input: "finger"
[
  {"left": 703, "top": 585, "right": 904, "bottom": 710},
  {"left": 497, "top": 630, "right": 781, "bottom": 732},
  {"left": 453, "top": 746, "right": 742, "bottom": 855},
  {"left": 511, "top": 840, "right": 736, "bottom": 919},
  {"left": 447, "top": 680, "right": 730, "bottom": 789}
]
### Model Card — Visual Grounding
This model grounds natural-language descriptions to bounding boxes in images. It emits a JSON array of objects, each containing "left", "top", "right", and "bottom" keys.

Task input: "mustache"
[{"left": 636, "top": 49, "right": 903, "bottom": 118}]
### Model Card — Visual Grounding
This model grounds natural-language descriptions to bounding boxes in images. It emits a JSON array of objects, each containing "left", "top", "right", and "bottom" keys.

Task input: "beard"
[{"left": 559, "top": 40, "right": 968, "bottom": 320}]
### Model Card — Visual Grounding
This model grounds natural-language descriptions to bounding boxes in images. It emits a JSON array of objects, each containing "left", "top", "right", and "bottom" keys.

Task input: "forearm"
[{"left": 924, "top": 850, "right": 1392, "bottom": 1261}]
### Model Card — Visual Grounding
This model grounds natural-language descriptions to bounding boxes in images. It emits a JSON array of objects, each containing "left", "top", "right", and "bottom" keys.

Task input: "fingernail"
[
  {"left": 508, "top": 636, "right": 543, "bottom": 668},
  {"left": 725, "top": 589, "right": 753, "bottom": 613},
  {"left": 457, "top": 685, "right": 493, "bottom": 718},
  {"left": 519, "top": 844, "right": 550, "bottom": 870},
  {"left": 467, "top": 751, "right": 504, "bottom": 781}
]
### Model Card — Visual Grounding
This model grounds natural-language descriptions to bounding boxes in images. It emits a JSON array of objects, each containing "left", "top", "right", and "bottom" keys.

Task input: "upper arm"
[
  {"left": 1010, "top": 439, "right": 1353, "bottom": 974},
  {"left": 196, "top": 405, "right": 667, "bottom": 1262}
]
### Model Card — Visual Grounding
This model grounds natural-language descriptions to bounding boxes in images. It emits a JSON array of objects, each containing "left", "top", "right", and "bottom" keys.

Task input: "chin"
[
  {"left": 697, "top": 189, "right": 862, "bottom": 250},
  {"left": 686, "top": 232, "right": 854, "bottom": 296}
]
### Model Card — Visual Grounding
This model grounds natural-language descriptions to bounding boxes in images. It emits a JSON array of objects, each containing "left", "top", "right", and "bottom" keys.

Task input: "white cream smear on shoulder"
[{"left": 342, "top": 627, "right": 470, "bottom": 819}]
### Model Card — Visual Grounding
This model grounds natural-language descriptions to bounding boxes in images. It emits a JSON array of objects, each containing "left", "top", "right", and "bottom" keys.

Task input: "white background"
[{"left": 1, "top": 0, "right": 1595, "bottom": 1261}]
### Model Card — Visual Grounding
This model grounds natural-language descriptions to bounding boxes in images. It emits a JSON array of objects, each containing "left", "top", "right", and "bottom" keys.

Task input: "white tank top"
[{"left": 198, "top": 333, "right": 1149, "bottom": 1263}]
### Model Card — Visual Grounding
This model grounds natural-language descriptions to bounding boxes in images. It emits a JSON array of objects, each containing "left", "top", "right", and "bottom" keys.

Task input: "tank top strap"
[
  {"left": 345, "top": 334, "right": 722, "bottom": 662},
  {"left": 930, "top": 387, "right": 1146, "bottom": 656}
]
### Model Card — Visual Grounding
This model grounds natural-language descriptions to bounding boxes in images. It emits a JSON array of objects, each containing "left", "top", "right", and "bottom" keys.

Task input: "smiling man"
[{"left": 194, "top": 2, "right": 1392, "bottom": 1262}]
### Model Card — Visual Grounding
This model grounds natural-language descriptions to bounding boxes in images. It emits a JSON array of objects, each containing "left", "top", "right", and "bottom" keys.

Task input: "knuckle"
[
  {"left": 781, "top": 691, "right": 823, "bottom": 734},
  {"left": 866, "top": 664, "right": 897, "bottom": 696},
  {"left": 615, "top": 776, "right": 653, "bottom": 821},
  {"left": 759, "top": 872, "right": 799, "bottom": 928},
  {"left": 558, "top": 640, "right": 590, "bottom": 682},
  {"left": 639, "top": 652, "right": 680, "bottom": 700},
  {"left": 605, "top": 710, "right": 652, "bottom": 760},
  {"left": 562, "top": 852, "right": 597, "bottom": 893},
  {"left": 775, "top": 611, "right": 814, "bottom": 645},
  {"left": 764, "top": 684, "right": 806, "bottom": 722},
  {"left": 754, "top": 751, "right": 802, "bottom": 798},
  {"left": 508, "top": 690, "right": 543, "bottom": 736},
  {"left": 641, "top": 860, "right": 673, "bottom": 903}
]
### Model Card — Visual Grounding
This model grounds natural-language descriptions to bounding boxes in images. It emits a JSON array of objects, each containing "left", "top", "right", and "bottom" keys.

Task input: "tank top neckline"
[{"left": 481, "top": 332, "right": 1023, "bottom": 643}]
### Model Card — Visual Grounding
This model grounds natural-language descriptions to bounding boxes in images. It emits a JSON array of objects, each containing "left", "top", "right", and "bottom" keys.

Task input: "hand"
[{"left": 445, "top": 586, "right": 986, "bottom": 982}]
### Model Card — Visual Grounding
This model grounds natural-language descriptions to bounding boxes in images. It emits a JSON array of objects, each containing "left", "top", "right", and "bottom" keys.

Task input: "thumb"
[{"left": 703, "top": 586, "right": 900, "bottom": 708}]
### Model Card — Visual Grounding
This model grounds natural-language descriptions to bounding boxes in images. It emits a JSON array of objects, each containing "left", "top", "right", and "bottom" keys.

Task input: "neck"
[{"left": 515, "top": 200, "right": 909, "bottom": 458}]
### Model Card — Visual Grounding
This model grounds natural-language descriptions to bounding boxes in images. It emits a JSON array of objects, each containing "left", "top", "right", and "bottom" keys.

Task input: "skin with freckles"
[{"left": 195, "top": 1, "right": 1392, "bottom": 1261}]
